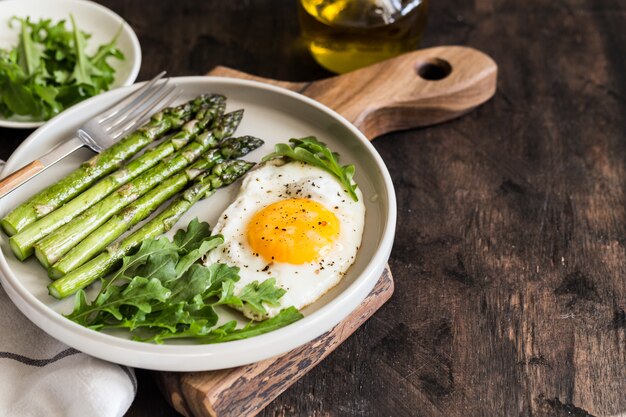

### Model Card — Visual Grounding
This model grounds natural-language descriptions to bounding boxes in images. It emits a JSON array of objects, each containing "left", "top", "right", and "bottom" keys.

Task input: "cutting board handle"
[{"left": 208, "top": 45, "right": 497, "bottom": 139}]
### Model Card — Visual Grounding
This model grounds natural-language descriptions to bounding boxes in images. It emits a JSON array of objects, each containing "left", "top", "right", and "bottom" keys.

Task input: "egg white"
[{"left": 203, "top": 160, "right": 365, "bottom": 319}]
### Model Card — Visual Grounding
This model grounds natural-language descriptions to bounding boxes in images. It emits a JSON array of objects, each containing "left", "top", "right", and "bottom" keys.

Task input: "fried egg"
[{"left": 204, "top": 159, "right": 365, "bottom": 319}]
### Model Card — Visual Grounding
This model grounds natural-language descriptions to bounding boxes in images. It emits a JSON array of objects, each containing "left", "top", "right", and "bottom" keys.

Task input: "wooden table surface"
[{"left": 1, "top": 0, "right": 625, "bottom": 416}]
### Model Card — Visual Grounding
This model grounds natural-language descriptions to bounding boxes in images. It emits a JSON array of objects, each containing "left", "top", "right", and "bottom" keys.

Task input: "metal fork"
[{"left": 0, "top": 72, "right": 180, "bottom": 199}]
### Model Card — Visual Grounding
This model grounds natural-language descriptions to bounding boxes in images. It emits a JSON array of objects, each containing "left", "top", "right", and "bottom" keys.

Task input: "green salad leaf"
[
  {"left": 235, "top": 278, "right": 287, "bottom": 316},
  {"left": 0, "top": 16, "right": 124, "bottom": 121},
  {"left": 202, "top": 307, "right": 304, "bottom": 343},
  {"left": 262, "top": 136, "right": 359, "bottom": 201},
  {"left": 67, "top": 219, "right": 303, "bottom": 343},
  {"left": 173, "top": 217, "right": 213, "bottom": 253},
  {"left": 153, "top": 307, "right": 303, "bottom": 344}
]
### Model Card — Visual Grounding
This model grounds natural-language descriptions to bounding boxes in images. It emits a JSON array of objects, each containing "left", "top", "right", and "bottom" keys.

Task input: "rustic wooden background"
[{"left": 1, "top": 0, "right": 625, "bottom": 416}]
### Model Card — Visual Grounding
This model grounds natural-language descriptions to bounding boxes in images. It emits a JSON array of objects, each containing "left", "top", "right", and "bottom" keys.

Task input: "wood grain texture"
[
  {"left": 166, "top": 44, "right": 494, "bottom": 417},
  {"left": 166, "top": 46, "right": 495, "bottom": 417},
  {"left": 209, "top": 45, "right": 497, "bottom": 139},
  {"left": 0, "top": 160, "right": 45, "bottom": 198},
  {"left": 2, "top": 1, "right": 626, "bottom": 416},
  {"left": 156, "top": 268, "right": 393, "bottom": 417}
]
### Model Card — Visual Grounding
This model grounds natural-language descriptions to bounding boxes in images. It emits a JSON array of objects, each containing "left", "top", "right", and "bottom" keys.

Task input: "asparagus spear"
[
  {"left": 8, "top": 98, "right": 226, "bottom": 261},
  {"left": 34, "top": 110, "right": 244, "bottom": 268},
  {"left": 48, "top": 159, "right": 255, "bottom": 299},
  {"left": 1, "top": 95, "right": 217, "bottom": 236},
  {"left": 49, "top": 136, "right": 263, "bottom": 277}
]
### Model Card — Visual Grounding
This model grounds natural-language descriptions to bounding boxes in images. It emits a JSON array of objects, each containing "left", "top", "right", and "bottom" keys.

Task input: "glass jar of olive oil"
[{"left": 298, "top": 0, "right": 428, "bottom": 74}]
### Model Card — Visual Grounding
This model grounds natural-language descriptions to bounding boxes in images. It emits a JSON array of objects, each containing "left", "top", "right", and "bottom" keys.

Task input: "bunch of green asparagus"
[{"left": 1, "top": 94, "right": 263, "bottom": 300}]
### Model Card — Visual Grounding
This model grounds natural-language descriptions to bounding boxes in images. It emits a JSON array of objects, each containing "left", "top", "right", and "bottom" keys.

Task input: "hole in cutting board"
[{"left": 416, "top": 58, "right": 452, "bottom": 80}]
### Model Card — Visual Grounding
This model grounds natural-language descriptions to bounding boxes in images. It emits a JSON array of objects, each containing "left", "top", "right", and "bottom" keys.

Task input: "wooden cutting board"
[{"left": 154, "top": 45, "right": 498, "bottom": 417}]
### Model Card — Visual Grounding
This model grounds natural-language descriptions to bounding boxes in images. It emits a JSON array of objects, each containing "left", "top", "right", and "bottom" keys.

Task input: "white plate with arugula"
[
  {"left": 0, "top": 0, "right": 141, "bottom": 128},
  {"left": 0, "top": 76, "right": 396, "bottom": 371}
]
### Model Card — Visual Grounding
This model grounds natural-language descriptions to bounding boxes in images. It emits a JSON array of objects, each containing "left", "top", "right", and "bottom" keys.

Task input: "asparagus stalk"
[
  {"left": 34, "top": 110, "right": 244, "bottom": 268},
  {"left": 49, "top": 136, "right": 263, "bottom": 277},
  {"left": 8, "top": 98, "right": 226, "bottom": 261},
  {"left": 48, "top": 159, "right": 255, "bottom": 299},
  {"left": 1, "top": 95, "right": 217, "bottom": 236}
]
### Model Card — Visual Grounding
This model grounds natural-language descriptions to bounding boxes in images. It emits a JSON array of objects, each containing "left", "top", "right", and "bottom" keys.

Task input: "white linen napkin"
[{"left": 0, "top": 281, "right": 136, "bottom": 417}]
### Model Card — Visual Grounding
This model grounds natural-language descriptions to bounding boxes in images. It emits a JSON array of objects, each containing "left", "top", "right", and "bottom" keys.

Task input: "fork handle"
[
  {"left": 0, "top": 137, "right": 85, "bottom": 199},
  {"left": 0, "top": 161, "right": 46, "bottom": 198}
]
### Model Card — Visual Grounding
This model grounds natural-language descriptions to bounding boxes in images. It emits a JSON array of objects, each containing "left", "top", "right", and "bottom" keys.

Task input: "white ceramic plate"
[
  {"left": 0, "top": 77, "right": 396, "bottom": 371},
  {"left": 0, "top": 0, "right": 141, "bottom": 128}
]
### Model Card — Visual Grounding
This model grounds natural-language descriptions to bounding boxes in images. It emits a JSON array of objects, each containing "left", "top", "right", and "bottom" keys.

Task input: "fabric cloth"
[{"left": 0, "top": 281, "right": 136, "bottom": 417}]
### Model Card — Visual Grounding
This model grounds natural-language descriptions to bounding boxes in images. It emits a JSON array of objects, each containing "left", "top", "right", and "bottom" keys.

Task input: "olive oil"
[{"left": 298, "top": 0, "right": 428, "bottom": 74}]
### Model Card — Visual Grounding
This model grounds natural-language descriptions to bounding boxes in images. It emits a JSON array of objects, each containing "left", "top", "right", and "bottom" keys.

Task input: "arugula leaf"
[
  {"left": 173, "top": 218, "right": 213, "bottom": 254},
  {"left": 89, "top": 24, "right": 124, "bottom": 91},
  {"left": 0, "top": 15, "right": 123, "bottom": 120},
  {"left": 148, "top": 318, "right": 216, "bottom": 344},
  {"left": 91, "top": 28, "right": 123, "bottom": 66},
  {"left": 69, "top": 289, "right": 91, "bottom": 326},
  {"left": 96, "top": 237, "right": 177, "bottom": 306},
  {"left": 167, "top": 263, "right": 234, "bottom": 305},
  {"left": 67, "top": 219, "right": 301, "bottom": 344},
  {"left": 174, "top": 234, "right": 223, "bottom": 278},
  {"left": 215, "top": 279, "right": 242, "bottom": 306},
  {"left": 122, "top": 303, "right": 219, "bottom": 338},
  {"left": 102, "top": 277, "right": 171, "bottom": 319},
  {"left": 197, "top": 307, "right": 304, "bottom": 344},
  {"left": 2, "top": 81, "right": 39, "bottom": 115},
  {"left": 203, "top": 264, "right": 242, "bottom": 300},
  {"left": 70, "top": 15, "right": 99, "bottom": 87},
  {"left": 262, "top": 136, "right": 359, "bottom": 201},
  {"left": 14, "top": 17, "right": 43, "bottom": 77},
  {"left": 143, "top": 303, "right": 305, "bottom": 344},
  {"left": 127, "top": 302, "right": 188, "bottom": 333},
  {"left": 129, "top": 244, "right": 178, "bottom": 284},
  {"left": 33, "top": 83, "right": 62, "bottom": 114},
  {"left": 214, "top": 277, "right": 287, "bottom": 318},
  {"left": 111, "top": 237, "right": 177, "bottom": 282},
  {"left": 235, "top": 278, "right": 287, "bottom": 316},
  {"left": 68, "top": 277, "right": 171, "bottom": 325}
]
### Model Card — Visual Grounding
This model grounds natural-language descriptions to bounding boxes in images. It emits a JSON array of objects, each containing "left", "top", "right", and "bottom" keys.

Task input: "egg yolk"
[{"left": 247, "top": 198, "right": 340, "bottom": 264}]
